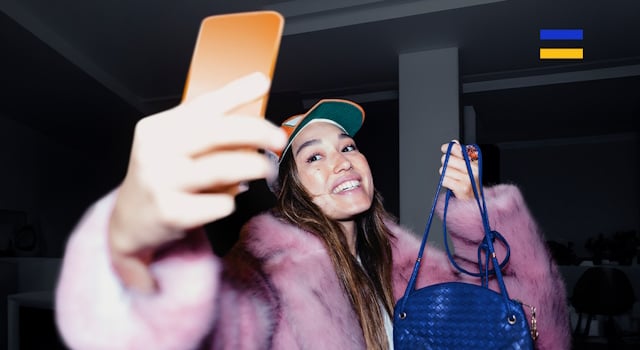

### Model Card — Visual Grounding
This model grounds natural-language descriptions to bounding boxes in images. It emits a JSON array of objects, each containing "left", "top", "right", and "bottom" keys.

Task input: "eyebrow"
[
  {"left": 294, "top": 133, "right": 352, "bottom": 157},
  {"left": 294, "top": 139, "right": 320, "bottom": 157}
]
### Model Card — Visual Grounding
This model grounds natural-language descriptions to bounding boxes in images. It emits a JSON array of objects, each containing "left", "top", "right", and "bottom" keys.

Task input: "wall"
[
  {"left": 0, "top": 114, "right": 102, "bottom": 257},
  {"left": 0, "top": 116, "right": 40, "bottom": 214},
  {"left": 498, "top": 134, "right": 639, "bottom": 258}
]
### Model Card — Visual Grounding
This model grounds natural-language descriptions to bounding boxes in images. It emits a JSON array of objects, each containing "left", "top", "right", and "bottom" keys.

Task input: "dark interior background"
[{"left": 1, "top": 1, "right": 639, "bottom": 348}]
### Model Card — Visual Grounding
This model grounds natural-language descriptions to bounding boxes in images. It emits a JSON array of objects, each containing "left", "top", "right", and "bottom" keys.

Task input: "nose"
[{"left": 333, "top": 152, "right": 353, "bottom": 173}]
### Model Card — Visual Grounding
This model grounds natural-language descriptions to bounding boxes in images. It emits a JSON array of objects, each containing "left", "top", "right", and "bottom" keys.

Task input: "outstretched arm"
[{"left": 55, "top": 73, "right": 286, "bottom": 349}]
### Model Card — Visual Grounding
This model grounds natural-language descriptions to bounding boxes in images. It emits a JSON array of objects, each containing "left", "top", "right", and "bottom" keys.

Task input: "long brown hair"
[{"left": 274, "top": 150, "right": 396, "bottom": 350}]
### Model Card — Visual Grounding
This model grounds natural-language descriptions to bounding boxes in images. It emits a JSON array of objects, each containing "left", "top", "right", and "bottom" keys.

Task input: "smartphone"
[{"left": 181, "top": 11, "right": 284, "bottom": 117}]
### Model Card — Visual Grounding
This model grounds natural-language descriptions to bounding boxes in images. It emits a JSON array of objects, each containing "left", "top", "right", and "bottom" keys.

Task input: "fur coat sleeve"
[{"left": 55, "top": 190, "right": 222, "bottom": 349}]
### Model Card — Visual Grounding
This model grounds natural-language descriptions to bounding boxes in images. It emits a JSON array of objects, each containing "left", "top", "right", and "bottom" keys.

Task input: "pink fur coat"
[{"left": 55, "top": 184, "right": 571, "bottom": 349}]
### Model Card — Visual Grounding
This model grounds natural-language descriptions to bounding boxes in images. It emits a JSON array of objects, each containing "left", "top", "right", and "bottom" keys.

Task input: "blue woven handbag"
[{"left": 393, "top": 142, "right": 538, "bottom": 349}]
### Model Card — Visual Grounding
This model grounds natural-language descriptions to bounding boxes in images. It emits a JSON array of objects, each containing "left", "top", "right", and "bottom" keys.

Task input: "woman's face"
[{"left": 291, "top": 122, "right": 374, "bottom": 221}]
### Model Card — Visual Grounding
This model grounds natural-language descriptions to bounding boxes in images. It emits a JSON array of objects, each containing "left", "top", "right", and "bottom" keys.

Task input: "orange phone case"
[{"left": 182, "top": 11, "right": 284, "bottom": 117}]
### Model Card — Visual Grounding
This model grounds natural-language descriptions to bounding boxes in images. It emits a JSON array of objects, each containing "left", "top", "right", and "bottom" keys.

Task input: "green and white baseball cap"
[{"left": 276, "top": 99, "right": 365, "bottom": 161}]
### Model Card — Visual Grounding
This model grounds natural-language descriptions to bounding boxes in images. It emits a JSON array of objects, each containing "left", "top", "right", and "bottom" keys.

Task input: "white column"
[{"left": 398, "top": 47, "right": 460, "bottom": 246}]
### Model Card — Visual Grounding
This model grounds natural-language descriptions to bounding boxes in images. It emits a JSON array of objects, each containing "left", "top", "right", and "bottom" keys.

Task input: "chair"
[{"left": 571, "top": 267, "right": 637, "bottom": 349}]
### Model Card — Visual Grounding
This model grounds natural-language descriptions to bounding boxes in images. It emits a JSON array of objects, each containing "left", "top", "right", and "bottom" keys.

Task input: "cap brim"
[{"left": 279, "top": 99, "right": 365, "bottom": 161}]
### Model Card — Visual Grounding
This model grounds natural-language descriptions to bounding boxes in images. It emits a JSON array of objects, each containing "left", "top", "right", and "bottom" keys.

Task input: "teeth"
[{"left": 333, "top": 180, "right": 361, "bottom": 194}]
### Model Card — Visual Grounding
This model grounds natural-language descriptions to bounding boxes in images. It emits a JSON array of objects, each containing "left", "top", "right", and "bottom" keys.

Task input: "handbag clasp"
[{"left": 516, "top": 300, "right": 539, "bottom": 341}]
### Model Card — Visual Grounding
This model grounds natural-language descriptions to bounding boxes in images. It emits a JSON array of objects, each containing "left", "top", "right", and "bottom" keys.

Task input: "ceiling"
[{"left": 1, "top": 0, "right": 639, "bottom": 151}]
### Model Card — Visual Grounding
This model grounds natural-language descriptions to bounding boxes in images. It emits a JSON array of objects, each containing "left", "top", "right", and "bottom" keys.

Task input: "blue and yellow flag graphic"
[{"left": 539, "top": 29, "right": 583, "bottom": 60}]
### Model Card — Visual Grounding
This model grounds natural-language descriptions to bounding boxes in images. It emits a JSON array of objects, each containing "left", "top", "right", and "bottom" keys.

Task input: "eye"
[
  {"left": 306, "top": 153, "right": 323, "bottom": 163},
  {"left": 342, "top": 144, "right": 357, "bottom": 152}
]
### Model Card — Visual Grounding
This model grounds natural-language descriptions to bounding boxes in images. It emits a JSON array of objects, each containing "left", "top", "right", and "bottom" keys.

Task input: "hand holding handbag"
[{"left": 393, "top": 142, "right": 538, "bottom": 349}]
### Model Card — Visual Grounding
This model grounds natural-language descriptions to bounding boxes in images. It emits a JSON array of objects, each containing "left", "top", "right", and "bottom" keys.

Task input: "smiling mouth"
[{"left": 332, "top": 180, "right": 361, "bottom": 194}]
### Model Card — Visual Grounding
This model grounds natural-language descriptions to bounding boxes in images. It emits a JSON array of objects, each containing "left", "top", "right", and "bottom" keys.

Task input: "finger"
[
  {"left": 441, "top": 153, "right": 479, "bottom": 175},
  {"left": 441, "top": 177, "right": 474, "bottom": 201},
  {"left": 177, "top": 116, "right": 287, "bottom": 156},
  {"left": 440, "top": 141, "right": 463, "bottom": 157},
  {"left": 439, "top": 157, "right": 480, "bottom": 195},
  {"left": 185, "top": 72, "right": 271, "bottom": 117},
  {"left": 162, "top": 192, "right": 237, "bottom": 229},
  {"left": 181, "top": 151, "right": 276, "bottom": 191},
  {"left": 440, "top": 165, "right": 479, "bottom": 190},
  {"left": 440, "top": 165, "right": 472, "bottom": 183}
]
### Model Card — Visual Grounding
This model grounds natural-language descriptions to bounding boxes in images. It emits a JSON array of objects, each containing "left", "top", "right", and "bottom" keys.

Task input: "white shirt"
[
  {"left": 357, "top": 256, "right": 394, "bottom": 349},
  {"left": 382, "top": 301, "right": 394, "bottom": 349}
]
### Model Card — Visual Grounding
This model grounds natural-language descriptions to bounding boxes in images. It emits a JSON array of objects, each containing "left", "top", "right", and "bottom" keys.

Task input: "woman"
[{"left": 55, "top": 73, "right": 570, "bottom": 349}]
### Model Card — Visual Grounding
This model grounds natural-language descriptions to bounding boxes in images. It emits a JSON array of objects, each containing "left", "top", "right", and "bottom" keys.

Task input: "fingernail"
[{"left": 238, "top": 182, "right": 250, "bottom": 194}]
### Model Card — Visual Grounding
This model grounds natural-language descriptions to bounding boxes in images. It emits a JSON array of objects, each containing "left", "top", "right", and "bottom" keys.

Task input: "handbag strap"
[
  {"left": 443, "top": 143, "right": 512, "bottom": 300},
  {"left": 397, "top": 142, "right": 513, "bottom": 313},
  {"left": 441, "top": 146, "right": 511, "bottom": 284}
]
